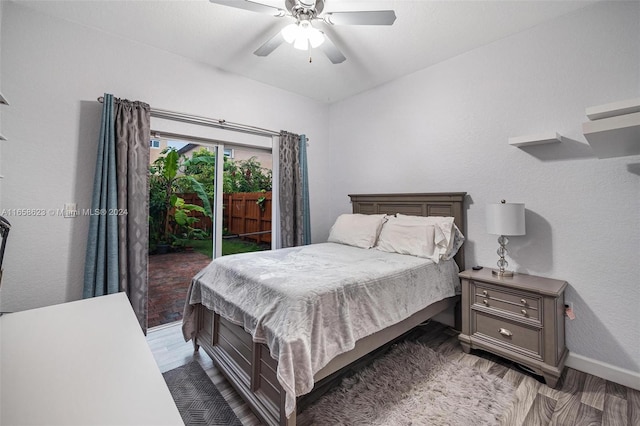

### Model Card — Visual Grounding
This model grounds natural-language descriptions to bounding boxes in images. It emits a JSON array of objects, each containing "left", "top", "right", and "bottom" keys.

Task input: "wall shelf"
[
  {"left": 582, "top": 111, "right": 640, "bottom": 159},
  {"left": 586, "top": 97, "right": 640, "bottom": 120},
  {"left": 0, "top": 134, "right": 6, "bottom": 141},
  {"left": 509, "top": 132, "right": 561, "bottom": 147}
]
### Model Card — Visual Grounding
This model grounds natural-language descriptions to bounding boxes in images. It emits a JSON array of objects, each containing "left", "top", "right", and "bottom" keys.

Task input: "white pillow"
[
  {"left": 375, "top": 217, "right": 439, "bottom": 261},
  {"left": 395, "top": 214, "right": 464, "bottom": 260},
  {"left": 442, "top": 224, "right": 465, "bottom": 260},
  {"left": 327, "top": 214, "right": 387, "bottom": 249}
]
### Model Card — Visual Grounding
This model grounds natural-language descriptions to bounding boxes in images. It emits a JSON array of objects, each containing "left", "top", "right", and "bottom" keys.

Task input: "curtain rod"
[
  {"left": 150, "top": 130, "right": 273, "bottom": 153},
  {"left": 97, "top": 96, "right": 280, "bottom": 138}
]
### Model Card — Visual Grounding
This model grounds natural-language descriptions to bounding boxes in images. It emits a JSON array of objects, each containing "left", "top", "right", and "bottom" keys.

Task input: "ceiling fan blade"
[
  {"left": 324, "top": 10, "right": 396, "bottom": 25},
  {"left": 209, "top": 0, "right": 286, "bottom": 17},
  {"left": 318, "top": 33, "right": 346, "bottom": 64},
  {"left": 254, "top": 31, "right": 286, "bottom": 57}
]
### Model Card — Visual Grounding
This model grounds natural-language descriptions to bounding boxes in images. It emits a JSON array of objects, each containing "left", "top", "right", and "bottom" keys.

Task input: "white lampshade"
[{"left": 486, "top": 202, "right": 525, "bottom": 236}]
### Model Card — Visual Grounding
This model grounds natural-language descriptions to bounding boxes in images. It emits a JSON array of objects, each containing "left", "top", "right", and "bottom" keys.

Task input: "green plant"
[
  {"left": 256, "top": 189, "right": 267, "bottom": 211},
  {"left": 187, "top": 228, "right": 209, "bottom": 240},
  {"left": 224, "top": 156, "right": 272, "bottom": 193},
  {"left": 180, "top": 149, "right": 272, "bottom": 194},
  {"left": 149, "top": 148, "right": 214, "bottom": 248},
  {"left": 171, "top": 195, "right": 205, "bottom": 228},
  {"left": 149, "top": 147, "right": 273, "bottom": 253},
  {"left": 181, "top": 148, "right": 217, "bottom": 204}
]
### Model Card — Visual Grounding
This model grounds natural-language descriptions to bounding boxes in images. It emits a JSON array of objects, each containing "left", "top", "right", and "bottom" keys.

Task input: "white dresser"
[{"left": 0, "top": 292, "right": 184, "bottom": 425}]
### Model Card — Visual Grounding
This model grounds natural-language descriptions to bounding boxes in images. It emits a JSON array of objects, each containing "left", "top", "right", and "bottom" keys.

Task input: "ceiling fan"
[{"left": 209, "top": 0, "right": 397, "bottom": 64}]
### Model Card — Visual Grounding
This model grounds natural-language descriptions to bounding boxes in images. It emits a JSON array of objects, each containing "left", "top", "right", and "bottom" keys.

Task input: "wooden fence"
[
  {"left": 177, "top": 193, "right": 213, "bottom": 232},
  {"left": 223, "top": 192, "right": 272, "bottom": 244},
  {"left": 179, "top": 192, "right": 272, "bottom": 244}
]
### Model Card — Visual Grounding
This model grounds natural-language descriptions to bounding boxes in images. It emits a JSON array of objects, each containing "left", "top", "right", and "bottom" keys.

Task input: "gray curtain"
[
  {"left": 299, "top": 134, "right": 311, "bottom": 245},
  {"left": 279, "top": 131, "right": 311, "bottom": 248},
  {"left": 84, "top": 94, "right": 150, "bottom": 332},
  {"left": 115, "top": 99, "right": 151, "bottom": 332}
]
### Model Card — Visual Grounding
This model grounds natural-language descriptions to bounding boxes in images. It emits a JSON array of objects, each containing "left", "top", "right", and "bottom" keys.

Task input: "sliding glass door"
[
  {"left": 215, "top": 144, "right": 274, "bottom": 258},
  {"left": 147, "top": 138, "right": 276, "bottom": 326}
]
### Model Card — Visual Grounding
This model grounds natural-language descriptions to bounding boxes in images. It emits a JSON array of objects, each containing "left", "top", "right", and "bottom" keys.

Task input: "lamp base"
[{"left": 492, "top": 269, "right": 515, "bottom": 277}]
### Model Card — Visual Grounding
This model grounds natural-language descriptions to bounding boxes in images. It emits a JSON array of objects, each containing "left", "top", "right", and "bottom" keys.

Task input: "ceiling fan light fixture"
[
  {"left": 293, "top": 36, "right": 309, "bottom": 50},
  {"left": 281, "top": 19, "right": 325, "bottom": 50},
  {"left": 307, "top": 28, "right": 325, "bottom": 48},
  {"left": 213, "top": 0, "right": 396, "bottom": 64},
  {"left": 281, "top": 23, "right": 300, "bottom": 43}
]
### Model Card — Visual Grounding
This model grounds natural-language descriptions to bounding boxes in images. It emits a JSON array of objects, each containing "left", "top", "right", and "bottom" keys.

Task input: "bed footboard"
[
  {"left": 196, "top": 306, "right": 292, "bottom": 426},
  {"left": 194, "top": 296, "right": 459, "bottom": 426}
]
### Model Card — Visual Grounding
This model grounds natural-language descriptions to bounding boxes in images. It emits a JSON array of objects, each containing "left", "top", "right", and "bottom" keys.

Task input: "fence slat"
[
  {"left": 182, "top": 192, "right": 272, "bottom": 244},
  {"left": 227, "top": 192, "right": 271, "bottom": 244}
]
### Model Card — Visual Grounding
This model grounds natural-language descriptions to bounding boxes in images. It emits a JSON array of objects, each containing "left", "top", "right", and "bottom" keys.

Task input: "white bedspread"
[{"left": 182, "top": 242, "right": 460, "bottom": 417}]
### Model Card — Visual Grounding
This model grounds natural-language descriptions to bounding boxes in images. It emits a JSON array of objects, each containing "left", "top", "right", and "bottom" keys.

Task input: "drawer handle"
[
  {"left": 483, "top": 299, "right": 489, "bottom": 305},
  {"left": 521, "top": 299, "right": 527, "bottom": 305},
  {"left": 482, "top": 290, "right": 488, "bottom": 297},
  {"left": 498, "top": 328, "right": 513, "bottom": 337},
  {"left": 521, "top": 309, "right": 528, "bottom": 316}
]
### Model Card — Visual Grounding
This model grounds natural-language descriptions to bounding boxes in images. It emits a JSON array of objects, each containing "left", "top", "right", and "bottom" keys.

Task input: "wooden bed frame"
[{"left": 192, "top": 192, "right": 467, "bottom": 426}]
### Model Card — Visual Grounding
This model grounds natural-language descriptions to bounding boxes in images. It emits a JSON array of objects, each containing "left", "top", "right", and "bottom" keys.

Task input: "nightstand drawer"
[
  {"left": 472, "top": 311, "right": 542, "bottom": 358},
  {"left": 473, "top": 282, "right": 540, "bottom": 321}
]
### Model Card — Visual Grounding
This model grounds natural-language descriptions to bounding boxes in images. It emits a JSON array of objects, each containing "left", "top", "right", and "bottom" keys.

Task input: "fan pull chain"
[{"left": 309, "top": 55, "right": 312, "bottom": 63}]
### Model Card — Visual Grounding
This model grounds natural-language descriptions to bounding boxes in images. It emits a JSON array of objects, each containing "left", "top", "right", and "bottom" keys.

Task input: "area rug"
[
  {"left": 163, "top": 361, "right": 242, "bottom": 426},
  {"left": 298, "top": 341, "right": 515, "bottom": 426}
]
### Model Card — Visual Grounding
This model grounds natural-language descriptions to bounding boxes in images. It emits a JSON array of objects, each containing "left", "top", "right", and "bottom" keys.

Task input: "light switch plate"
[{"left": 64, "top": 203, "right": 78, "bottom": 218}]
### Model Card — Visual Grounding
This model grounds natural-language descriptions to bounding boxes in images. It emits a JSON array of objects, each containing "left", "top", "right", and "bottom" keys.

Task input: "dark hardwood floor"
[{"left": 147, "top": 320, "right": 640, "bottom": 425}]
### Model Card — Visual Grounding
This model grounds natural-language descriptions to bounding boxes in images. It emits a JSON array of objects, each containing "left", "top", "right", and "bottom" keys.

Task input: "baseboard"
[{"left": 565, "top": 352, "right": 640, "bottom": 391}]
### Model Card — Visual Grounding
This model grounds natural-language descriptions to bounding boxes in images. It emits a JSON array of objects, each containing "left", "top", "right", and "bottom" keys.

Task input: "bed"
[{"left": 182, "top": 192, "right": 467, "bottom": 426}]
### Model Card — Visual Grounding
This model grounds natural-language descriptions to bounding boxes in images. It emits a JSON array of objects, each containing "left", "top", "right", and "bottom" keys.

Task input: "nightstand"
[{"left": 458, "top": 268, "right": 568, "bottom": 388}]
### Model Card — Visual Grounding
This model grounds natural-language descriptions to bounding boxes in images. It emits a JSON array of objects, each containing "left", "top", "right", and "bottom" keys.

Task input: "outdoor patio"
[{"left": 148, "top": 251, "right": 212, "bottom": 329}]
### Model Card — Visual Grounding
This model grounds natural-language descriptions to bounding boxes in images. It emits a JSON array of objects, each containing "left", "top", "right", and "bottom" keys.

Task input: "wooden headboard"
[{"left": 349, "top": 192, "right": 467, "bottom": 270}]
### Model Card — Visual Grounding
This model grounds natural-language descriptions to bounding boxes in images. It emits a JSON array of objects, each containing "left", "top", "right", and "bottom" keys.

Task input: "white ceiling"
[{"left": 15, "top": 0, "right": 598, "bottom": 103}]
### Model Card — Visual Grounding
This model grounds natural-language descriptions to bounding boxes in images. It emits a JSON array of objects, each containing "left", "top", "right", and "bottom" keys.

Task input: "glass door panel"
[{"left": 218, "top": 145, "right": 273, "bottom": 257}]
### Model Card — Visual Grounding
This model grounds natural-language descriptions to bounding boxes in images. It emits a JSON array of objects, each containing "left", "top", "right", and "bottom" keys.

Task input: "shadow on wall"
[
  {"left": 65, "top": 100, "right": 103, "bottom": 301},
  {"left": 627, "top": 163, "right": 640, "bottom": 176},
  {"left": 511, "top": 209, "right": 553, "bottom": 274},
  {"left": 509, "top": 208, "right": 639, "bottom": 375},
  {"left": 564, "top": 288, "right": 639, "bottom": 373},
  {"left": 461, "top": 195, "right": 475, "bottom": 270}
]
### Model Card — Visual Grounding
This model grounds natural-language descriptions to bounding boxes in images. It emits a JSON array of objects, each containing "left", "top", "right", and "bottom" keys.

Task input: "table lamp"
[{"left": 486, "top": 200, "right": 525, "bottom": 277}]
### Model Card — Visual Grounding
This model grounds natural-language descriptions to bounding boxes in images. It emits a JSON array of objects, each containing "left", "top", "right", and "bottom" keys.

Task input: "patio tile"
[{"left": 148, "top": 251, "right": 212, "bottom": 328}]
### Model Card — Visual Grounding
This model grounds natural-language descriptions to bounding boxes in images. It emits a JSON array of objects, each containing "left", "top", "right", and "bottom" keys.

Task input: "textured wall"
[
  {"left": 2, "top": 0, "right": 638, "bottom": 383},
  {"left": 0, "top": 2, "right": 331, "bottom": 312},
  {"left": 327, "top": 2, "right": 639, "bottom": 374}
]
